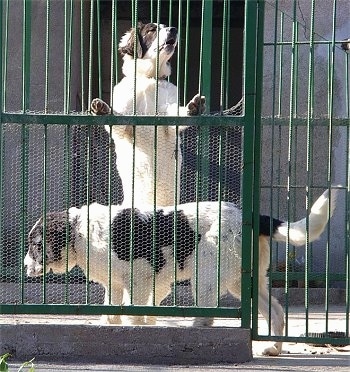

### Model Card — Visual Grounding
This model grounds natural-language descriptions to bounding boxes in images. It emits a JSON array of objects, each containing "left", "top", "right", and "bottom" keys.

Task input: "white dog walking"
[{"left": 25, "top": 189, "right": 337, "bottom": 356}]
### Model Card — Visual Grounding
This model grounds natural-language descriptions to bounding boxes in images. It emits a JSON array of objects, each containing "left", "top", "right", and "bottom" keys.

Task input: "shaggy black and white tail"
[{"left": 260, "top": 189, "right": 337, "bottom": 245}]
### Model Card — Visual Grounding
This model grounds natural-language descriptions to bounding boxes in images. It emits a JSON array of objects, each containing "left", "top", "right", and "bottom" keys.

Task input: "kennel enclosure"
[{"left": 0, "top": 0, "right": 349, "bottom": 349}]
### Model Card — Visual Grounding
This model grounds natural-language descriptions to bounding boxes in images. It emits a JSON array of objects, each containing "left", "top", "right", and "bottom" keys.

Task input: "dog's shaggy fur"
[
  {"left": 25, "top": 189, "right": 337, "bottom": 356},
  {"left": 91, "top": 22, "right": 205, "bottom": 206}
]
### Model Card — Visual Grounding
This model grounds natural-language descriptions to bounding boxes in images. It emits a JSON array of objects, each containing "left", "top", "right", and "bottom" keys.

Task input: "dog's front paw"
[
  {"left": 193, "top": 317, "right": 214, "bottom": 327},
  {"left": 100, "top": 314, "right": 121, "bottom": 325},
  {"left": 186, "top": 94, "right": 206, "bottom": 116},
  {"left": 262, "top": 342, "right": 282, "bottom": 356},
  {"left": 90, "top": 98, "right": 111, "bottom": 115}
]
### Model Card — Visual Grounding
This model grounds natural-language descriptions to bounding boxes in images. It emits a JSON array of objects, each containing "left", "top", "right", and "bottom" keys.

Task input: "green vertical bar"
[
  {"left": 345, "top": 42, "right": 350, "bottom": 340},
  {"left": 63, "top": 0, "right": 74, "bottom": 301},
  {"left": 87, "top": 0, "right": 94, "bottom": 109},
  {"left": 85, "top": 130, "right": 92, "bottom": 304},
  {"left": 0, "top": 0, "right": 3, "bottom": 111},
  {"left": 2, "top": 0, "right": 9, "bottom": 111},
  {"left": 219, "top": 0, "right": 228, "bottom": 113},
  {"left": 21, "top": 0, "right": 32, "bottom": 302},
  {"left": 267, "top": 0, "right": 280, "bottom": 336},
  {"left": 224, "top": 0, "right": 231, "bottom": 109},
  {"left": 108, "top": 0, "right": 118, "bottom": 304},
  {"left": 325, "top": 0, "right": 338, "bottom": 335},
  {"left": 44, "top": 0, "right": 50, "bottom": 113},
  {"left": 42, "top": 0, "right": 51, "bottom": 300},
  {"left": 242, "top": 0, "right": 264, "bottom": 331},
  {"left": 109, "top": 0, "right": 118, "bottom": 107},
  {"left": 183, "top": 0, "right": 190, "bottom": 103},
  {"left": 154, "top": 0, "right": 161, "bottom": 112},
  {"left": 96, "top": 0, "right": 102, "bottom": 98},
  {"left": 253, "top": 0, "right": 265, "bottom": 330},
  {"left": 0, "top": 0, "right": 3, "bottom": 282},
  {"left": 128, "top": 0, "right": 139, "bottom": 305},
  {"left": 199, "top": 0, "right": 212, "bottom": 108},
  {"left": 64, "top": 125, "right": 72, "bottom": 303},
  {"left": 305, "top": 0, "right": 316, "bottom": 338},
  {"left": 64, "top": 0, "right": 73, "bottom": 113},
  {"left": 241, "top": 0, "right": 255, "bottom": 330},
  {"left": 42, "top": 125, "right": 48, "bottom": 304},
  {"left": 174, "top": 0, "right": 182, "bottom": 197},
  {"left": 216, "top": 128, "right": 224, "bottom": 305},
  {"left": 198, "top": 0, "right": 213, "bottom": 201},
  {"left": 277, "top": 12, "right": 284, "bottom": 117},
  {"left": 80, "top": 0, "right": 86, "bottom": 111},
  {"left": 284, "top": 0, "right": 298, "bottom": 337},
  {"left": 22, "top": 0, "right": 32, "bottom": 112},
  {"left": 346, "top": 62, "right": 350, "bottom": 338}
]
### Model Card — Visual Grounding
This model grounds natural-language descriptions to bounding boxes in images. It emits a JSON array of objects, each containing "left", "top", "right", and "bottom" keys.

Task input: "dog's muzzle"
[
  {"left": 161, "top": 27, "right": 178, "bottom": 53},
  {"left": 24, "top": 253, "right": 44, "bottom": 277}
]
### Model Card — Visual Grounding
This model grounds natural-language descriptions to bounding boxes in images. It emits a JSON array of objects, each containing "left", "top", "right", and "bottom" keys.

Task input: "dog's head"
[
  {"left": 24, "top": 211, "right": 77, "bottom": 277},
  {"left": 119, "top": 22, "right": 178, "bottom": 78}
]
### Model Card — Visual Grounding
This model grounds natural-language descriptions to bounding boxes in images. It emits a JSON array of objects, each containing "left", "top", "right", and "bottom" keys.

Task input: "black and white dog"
[
  {"left": 91, "top": 22, "right": 205, "bottom": 206},
  {"left": 24, "top": 189, "right": 337, "bottom": 356}
]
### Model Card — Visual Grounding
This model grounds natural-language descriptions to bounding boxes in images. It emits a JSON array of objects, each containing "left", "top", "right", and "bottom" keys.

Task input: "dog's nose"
[
  {"left": 165, "top": 27, "right": 178, "bottom": 45},
  {"left": 167, "top": 27, "right": 177, "bottom": 37}
]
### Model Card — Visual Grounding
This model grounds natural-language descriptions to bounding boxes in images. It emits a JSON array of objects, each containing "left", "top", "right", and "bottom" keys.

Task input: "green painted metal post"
[
  {"left": 198, "top": 0, "right": 213, "bottom": 202},
  {"left": 20, "top": 0, "right": 32, "bottom": 303},
  {"left": 0, "top": 0, "right": 3, "bottom": 283},
  {"left": 241, "top": 0, "right": 265, "bottom": 331}
]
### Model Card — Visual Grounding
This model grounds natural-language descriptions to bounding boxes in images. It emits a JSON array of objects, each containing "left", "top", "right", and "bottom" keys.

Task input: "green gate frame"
[
  {"left": 0, "top": 0, "right": 265, "bottom": 331},
  {"left": 251, "top": 0, "right": 349, "bottom": 347},
  {"left": 3, "top": 0, "right": 347, "bottom": 349}
]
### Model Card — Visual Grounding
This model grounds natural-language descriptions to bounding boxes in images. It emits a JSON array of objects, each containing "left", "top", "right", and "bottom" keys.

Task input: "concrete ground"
[{"left": 1, "top": 306, "right": 349, "bottom": 371}]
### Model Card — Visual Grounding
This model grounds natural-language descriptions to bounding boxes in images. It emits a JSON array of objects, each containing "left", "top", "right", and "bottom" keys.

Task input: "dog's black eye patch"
[
  {"left": 138, "top": 23, "right": 158, "bottom": 56},
  {"left": 29, "top": 242, "right": 43, "bottom": 263},
  {"left": 45, "top": 212, "right": 72, "bottom": 262},
  {"left": 144, "top": 24, "right": 157, "bottom": 34},
  {"left": 29, "top": 212, "right": 72, "bottom": 263}
]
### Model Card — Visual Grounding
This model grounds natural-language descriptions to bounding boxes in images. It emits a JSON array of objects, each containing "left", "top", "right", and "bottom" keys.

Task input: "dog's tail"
[{"left": 260, "top": 189, "right": 337, "bottom": 245}]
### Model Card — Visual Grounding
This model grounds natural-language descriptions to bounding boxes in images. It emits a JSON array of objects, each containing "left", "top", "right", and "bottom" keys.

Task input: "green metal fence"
[
  {"left": 0, "top": 0, "right": 259, "bottom": 327},
  {"left": 254, "top": 0, "right": 349, "bottom": 347},
  {"left": 0, "top": 0, "right": 349, "bottom": 350}
]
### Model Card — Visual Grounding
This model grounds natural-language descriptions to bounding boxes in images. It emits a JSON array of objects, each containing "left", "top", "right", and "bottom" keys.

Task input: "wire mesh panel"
[
  {"left": 1, "top": 0, "right": 348, "bottom": 352},
  {"left": 0, "top": 0, "right": 261, "bottom": 329},
  {"left": 254, "top": 0, "right": 349, "bottom": 348}
]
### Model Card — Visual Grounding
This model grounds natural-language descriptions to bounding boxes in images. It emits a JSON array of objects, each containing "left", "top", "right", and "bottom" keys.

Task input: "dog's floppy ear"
[{"left": 119, "top": 22, "right": 144, "bottom": 58}]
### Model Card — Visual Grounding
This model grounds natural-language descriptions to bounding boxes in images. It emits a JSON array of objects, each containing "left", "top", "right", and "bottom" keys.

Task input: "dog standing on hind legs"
[
  {"left": 90, "top": 21, "right": 204, "bottom": 326},
  {"left": 90, "top": 22, "right": 205, "bottom": 207}
]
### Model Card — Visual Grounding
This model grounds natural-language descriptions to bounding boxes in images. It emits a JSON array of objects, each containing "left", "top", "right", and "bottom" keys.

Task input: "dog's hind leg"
[
  {"left": 258, "top": 285, "right": 284, "bottom": 356},
  {"left": 191, "top": 244, "right": 218, "bottom": 327},
  {"left": 256, "top": 237, "right": 284, "bottom": 355},
  {"left": 191, "top": 264, "right": 216, "bottom": 327}
]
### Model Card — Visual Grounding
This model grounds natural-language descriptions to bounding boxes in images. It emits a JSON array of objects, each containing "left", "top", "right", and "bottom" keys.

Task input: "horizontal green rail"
[
  {"left": 1, "top": 113, "right": 245, "bottom": 126},
  {"left": 1, "top": 113, "right": 348, "bottom": 127},
  {"left": 264, "top": 40, "right": 347, "bottom": 46},
  {"left": 261, "top": 118, "right": 349, "bottom": 127},
  {"left": 255, "top": 334, "right": 349, "bottom": 346},
  {"left": 269, "top": 272, "right": 346, "bottom": 282},
  {"left": 0, "top": 304, "right": 241, "bottom": 318}
]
